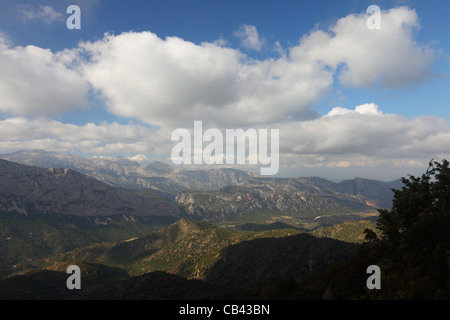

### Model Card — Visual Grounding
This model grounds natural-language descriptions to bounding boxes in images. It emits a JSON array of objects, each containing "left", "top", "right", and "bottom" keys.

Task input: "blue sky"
[{"left": 0, "top": 0, "right": 449, "bottom": 180}]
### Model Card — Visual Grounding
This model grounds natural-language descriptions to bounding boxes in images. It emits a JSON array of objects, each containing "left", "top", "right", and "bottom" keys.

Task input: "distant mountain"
[
  {"left": 175, "top": 176, "right": 398, "bottom": 223},
  {"left": 0, "top": 159, "right": 180, "bottom": 217},
  {"left": 0, "top": 150, "right": 258, "bottom": 197},
  {"left": 336, "top": 177, "right": 402, "bottom": 209}
]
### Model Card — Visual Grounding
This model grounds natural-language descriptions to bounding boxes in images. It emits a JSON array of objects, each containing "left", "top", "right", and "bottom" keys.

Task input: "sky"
[{"left": 0, "top": 0, "right": 449, "bottom": 181}]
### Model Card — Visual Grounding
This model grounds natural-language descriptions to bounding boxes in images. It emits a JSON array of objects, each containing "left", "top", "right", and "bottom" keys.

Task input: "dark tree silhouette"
[{"left": 362, "top": 159, "right": 450, "bottom": 299}]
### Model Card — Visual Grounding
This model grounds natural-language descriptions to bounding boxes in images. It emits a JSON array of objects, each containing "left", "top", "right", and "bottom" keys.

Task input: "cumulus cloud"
[
  {"left": 325, "top": 103, "right": 383, "bottom": 117},
  {"left": 0, "top": 34, "right": 89, "bottom": 116},
  {"left": 280, "top": 103, "right": 450, "bottom": 160},
  {"left": 293, "top": 6, "right": 436, "bottom": 88},
  {"left": 233, "top": 24, "right": 266, "bottom": 51},
  {"left": 78, "top": 30, "right": 328, "bottom": 127},
  {"left": 74, "top": 6, "right": 436, "bottom": 129},
  {"left": 267, "top": 102, "right": 450, "bottom": 179},
  {"left": 0, "top": 117, "right": 174, "bottom": 156}
]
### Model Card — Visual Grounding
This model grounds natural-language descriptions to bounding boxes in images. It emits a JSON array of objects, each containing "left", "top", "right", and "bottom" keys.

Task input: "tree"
[
  {"left": 363, "top": 159, "right": 450, "bottom": 299},
  {"left": 246, "top": 160, "right": 450, "bottom": 299}
]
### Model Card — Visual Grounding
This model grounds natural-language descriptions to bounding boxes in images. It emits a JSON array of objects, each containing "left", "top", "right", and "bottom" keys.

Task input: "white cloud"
[
  {"left": 1, "top": 102, "right": 449, "bottom": 178},
  {"left": 271, "top": 102, "right": 450, "bottom": 179},
  {"left": 0, "top": 6, "right": 436, "bottom": 128},
  {"left": 78, "top": 31, "right": 330, "bottom": 127},
  {"left": 0, "top": 34, "right": 89, "bottom": 116},
  {"left": 280, "top": 103, "right": 450, "bottom": 159},
  {"left": 293, "top": 6, "right": 436, "bottom": 89},
  {"left": 73, "top": 6, "right": 436, "bottom": 129},
  {"left": 325, "top": 103, "right": 383, "bottom": 117},
  {"left": 0, "top": 117, "right": 174, "bottom": 156},
  {"left": 233, "top": 24, "right": 266, "bottom": 51},
  {"left": 17, "top": 4, "right": 65, "bottom": 24}
]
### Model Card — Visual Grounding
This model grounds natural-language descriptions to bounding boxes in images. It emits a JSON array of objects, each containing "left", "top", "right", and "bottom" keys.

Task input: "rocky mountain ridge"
[
  {"left": 0, "top": 151, "right": 402, "bottom": 225},
  {"left": 0, "top": 150, "right": 258, "bottom": 197},
  {"left": 176, "top": 176, "right": 401, "bottom": 223},
  {"left": 0, "top": 159, "right": 179, "bottom": 217}
]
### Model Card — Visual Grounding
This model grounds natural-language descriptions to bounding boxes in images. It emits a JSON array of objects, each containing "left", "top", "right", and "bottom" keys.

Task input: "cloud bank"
[{"left": 0, "top": 6, "right": 447, "bottom": 178}]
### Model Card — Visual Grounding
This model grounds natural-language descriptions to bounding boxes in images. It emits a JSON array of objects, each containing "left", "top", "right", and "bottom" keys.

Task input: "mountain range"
[
  {"left": 0, "top": 150, "right": 401, "bottom": 226},
  {"left": 0, "top": 150, "right": 257, "bottom": 198},
  {"left": 0, "top": 150, "right": 405, "bottom": 299},
  {"left": 176, "top": 176, "right": 401, "bottom": 224}
]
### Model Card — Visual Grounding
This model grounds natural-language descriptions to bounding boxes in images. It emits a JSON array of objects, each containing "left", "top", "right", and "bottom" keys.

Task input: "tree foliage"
[{"left": 362, "top": 159, "right": 450, "bottom": 299}]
